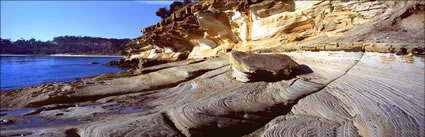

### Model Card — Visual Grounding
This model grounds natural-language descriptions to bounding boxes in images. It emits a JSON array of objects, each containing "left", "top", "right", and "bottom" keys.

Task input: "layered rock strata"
[
  {"left": 1, "top": 0, "right": 425, "bottom": 137},
  {"left": 120, "top": 0, "right": 424, "bottom": 67},
  {"left": 2, "top": 51, "right": 423, "bottom": 137},
  {"left": 254, "top": 52, "right": 425, "bottom": 137}
]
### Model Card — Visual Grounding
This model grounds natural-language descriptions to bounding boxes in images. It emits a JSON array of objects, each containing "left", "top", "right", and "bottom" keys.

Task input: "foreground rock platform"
[
  {"left": 1, "top": 0, "right": 425, "bottom": 136},
  {"left": 230, "top": 51, "right": 300, "bottom": 82},
  {"left": 1, "top": 51, "right": 423, "bottom": 137}
]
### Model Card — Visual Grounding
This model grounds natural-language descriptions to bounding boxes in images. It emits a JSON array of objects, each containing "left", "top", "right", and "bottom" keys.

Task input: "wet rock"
[
  {"left": 412, "top": 48, "right": 425, "bottom": 56},
  {"left": 229, "top": 51, "right": 300, "bottom": 82},
  {"left": 0, "top": 118, "right": 13, "bottom": 125},
  {"left": 24, "top": 104, "right": 75, "bottom": 116},
  {"left": 106, "top": 58, "right": 139, "bottom": 69},
  {"left": 89, "top": 62, "right": 99, "bottom": 65},
  {"left": 106, "top": 58, "right": 171, "bottom": 69},
  {"left": 396, "top": 48, "right": 408, "bottom": 55}
]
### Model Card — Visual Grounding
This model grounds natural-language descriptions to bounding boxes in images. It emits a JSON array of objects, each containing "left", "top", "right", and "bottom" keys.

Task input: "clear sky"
[{"left": 1, "top": 1, "right": 176, "bottom": 41}]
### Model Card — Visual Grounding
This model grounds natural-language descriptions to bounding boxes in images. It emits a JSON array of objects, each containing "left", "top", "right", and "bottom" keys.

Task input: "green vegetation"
[
  {"left": 0, "top": 36, "right": 130, "bottom": 55},
  {"left": 155, "top": 0, "right": 192, "bottom": 19}
]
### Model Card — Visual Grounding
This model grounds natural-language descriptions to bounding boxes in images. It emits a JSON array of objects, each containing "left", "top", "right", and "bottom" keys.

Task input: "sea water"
[{"left": 0, "top": 55, "right": 124, "bottom": 90}]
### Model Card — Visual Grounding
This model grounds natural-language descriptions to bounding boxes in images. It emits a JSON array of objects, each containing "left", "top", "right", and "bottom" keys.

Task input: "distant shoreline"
[{"left": 0, "top": 54, "right": 124, "bottom": 58}]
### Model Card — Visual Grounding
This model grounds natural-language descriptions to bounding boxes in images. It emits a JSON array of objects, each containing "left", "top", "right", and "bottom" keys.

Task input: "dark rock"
[
  {"left": 229, "top": 51, "right": 300, "bottom": 82},
  {"left": 412, "top": 48, "right": 424, "bottom": 56},
  {"left": 89, "top": 62, "right": 99, "bottom": 65},
  {"left": 107, "top": 58, "right": 170, "bottom": 69},
  {"left": 396, "top": 48, "right": 408, "bottom": 55},
  {"left": 138, "top": 59, "right": 170, "bottom": 69},
  {"left": 65, "top": 128, "right": 81, "bottom": 137},
  {"left": 0, "top": 119, "right": 13, "bottom": 125},
  {"left": 107, "top": 58, "right": 139, "bottom": 69}
]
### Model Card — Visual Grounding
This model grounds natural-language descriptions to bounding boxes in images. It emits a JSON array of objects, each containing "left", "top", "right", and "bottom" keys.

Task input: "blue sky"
[{"left": 1, "top": 1, "right": 176, "bottom": 41}]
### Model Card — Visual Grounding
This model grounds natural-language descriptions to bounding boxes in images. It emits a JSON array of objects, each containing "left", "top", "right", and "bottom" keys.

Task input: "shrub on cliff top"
[{"left": 155, "top": 0, "right": 192, "bottom": 19}]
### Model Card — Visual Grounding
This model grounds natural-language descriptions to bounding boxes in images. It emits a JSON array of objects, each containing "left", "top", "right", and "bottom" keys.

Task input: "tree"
[
  {"left": 183, "top": 0, "right": 191, "bottom": 5},
  {"left": 0, "top": 39, "right": 12, "bottom": 53},
  {"left": 1, "top": 36, "right": 129, "bottom": 55},
  {"left": 168, "top": 1, "right": 184, "bottom": 16},
  {"left": 155, "top": 0, "right": 192, "bottom": 19},
  {"left": 156, "top": 7, "right": 169, "bottom": 19}
]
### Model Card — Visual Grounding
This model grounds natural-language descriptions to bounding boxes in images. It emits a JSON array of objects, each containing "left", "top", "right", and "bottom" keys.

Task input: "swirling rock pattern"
[
  {"left": 0, "top": 56, "right": 229, "bottom": 108},
  {"left": 260, "top": 114, "right": 340, "bottom": 137},
  {"left": 1, "top": 0, "right": 425, "bottom": 136},
  {"left": 1, "top": 51, "right": 423, "bottom": 137},
  {"left": 159, "top": 51, "right": 362, "bottom": 137},
  {"left": 80, "top": 113, "right": 182, "bottom": 137},
  {"left": 262, "top": 53, "right": 425, "bottom": 137}
]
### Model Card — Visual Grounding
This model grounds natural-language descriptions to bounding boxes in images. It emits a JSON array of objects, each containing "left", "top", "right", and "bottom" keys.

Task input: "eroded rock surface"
[
  {"left": 230, "top": 50, "right": 300, "bottom": 82},
  {"left": 1, "top": 0, "right": 425, "bottom": 137},
  {"left": 117, "top": 0, "right": 424, "bottom": 67},
  {"left": 260, "top": 114, "right": 341, "bottom": 137}
]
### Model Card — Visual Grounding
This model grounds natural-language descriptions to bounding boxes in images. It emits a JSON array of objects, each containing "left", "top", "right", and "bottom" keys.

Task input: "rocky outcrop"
[
  {"left": 1, "top": 0, "right": 424, "bottom": 137},
  {"left": 257, "top": 52, "right": 425, "bottom": 137},
  {"left": 118, "top": 0, "right": 424, "bottom": 68},
  {"left": 3, "top": 51, "right": 423, "bottom": 137},
  {"left": 230, "top": 50, "right": 300, "bottom": 82}
]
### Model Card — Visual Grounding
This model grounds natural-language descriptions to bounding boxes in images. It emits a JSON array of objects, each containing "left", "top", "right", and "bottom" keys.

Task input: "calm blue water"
[{"left": 0, "top": 56, "right": 124, "bottom": 90}]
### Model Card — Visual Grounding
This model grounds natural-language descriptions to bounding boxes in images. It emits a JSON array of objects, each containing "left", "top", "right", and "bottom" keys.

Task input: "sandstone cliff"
[
  {"left": 1, "top": 1, "right": 424, "bottom": 137},
  {"left": 121, "top": 0, "right": 424, "bottom": 66}
]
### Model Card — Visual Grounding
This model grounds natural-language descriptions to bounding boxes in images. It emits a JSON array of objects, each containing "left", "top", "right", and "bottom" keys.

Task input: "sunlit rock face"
[
  {"left": 2, "top": 51, "right": 423, "bottom": 137},
  {"left": 1, "top": 1, "right": 424, "bottom": 137},
  {"left": 113, "top": 1, "right": 424, "bottom": 136},
  {"left": 123, "top": 0, "right": 424, "bottom": 63}
]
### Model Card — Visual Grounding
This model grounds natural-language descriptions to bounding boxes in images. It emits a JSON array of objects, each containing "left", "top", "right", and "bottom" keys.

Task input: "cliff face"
[
  {"left": 1, "top": 1, "right": 424, "bottom": 137},
  {"left": 123, "top": 0, "right": 424, "bottom": 63}
]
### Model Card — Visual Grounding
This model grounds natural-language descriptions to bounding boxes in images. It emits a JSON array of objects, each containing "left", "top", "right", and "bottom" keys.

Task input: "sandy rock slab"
[
  {"left": 260, "top": 114, "right": 342, "bottom": 137},
  {"left": 160, "top": 52, "right": 362, "bottom": 137},
  {"left": 47, "top": 51, "right": 359, "bottom": 137},
  {"left": 0, "top": 56, "right": 229, "bottom": 108},
  {"left": 260, "top": 53, "right": 425, "bottom": 137},
  {"left": 6, "top": 51, "right": 415, "bottom": 137},
  {"left": 1, "top": 51, "right": 363, "bottom": 137},
  {"left": 229, "top": 51, "right": 300, "bottom": 82},
  {"left": 80, "top": 113, "right": 183, "bottom": 137}
]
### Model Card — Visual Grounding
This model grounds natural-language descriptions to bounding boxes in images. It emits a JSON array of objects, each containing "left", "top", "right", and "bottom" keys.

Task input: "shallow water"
[
  {"left": 0, "top": 56, "right": 124, "bottom": 90},
  {"left": 0, "top": 116, "right": 84, "bottom": 130},
  {"left": 119, "top": 106, "right": 147, "bottom": 114},
  {"left": 0, "top": 108, "right": 38, "bottom": 115}
]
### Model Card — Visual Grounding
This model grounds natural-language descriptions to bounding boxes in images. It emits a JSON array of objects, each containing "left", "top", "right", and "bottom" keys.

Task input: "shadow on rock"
[
  {"left": 298, "top": 64, "right": 314, "bottom": 75},
  {"left": 230, "top": 51, "right": 303, "bottom": 82}
]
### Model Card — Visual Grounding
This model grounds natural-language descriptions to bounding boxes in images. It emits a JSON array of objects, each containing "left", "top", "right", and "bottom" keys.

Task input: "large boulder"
[{"left": 229, "top": 51, "right": 300, "bottom": 82}]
